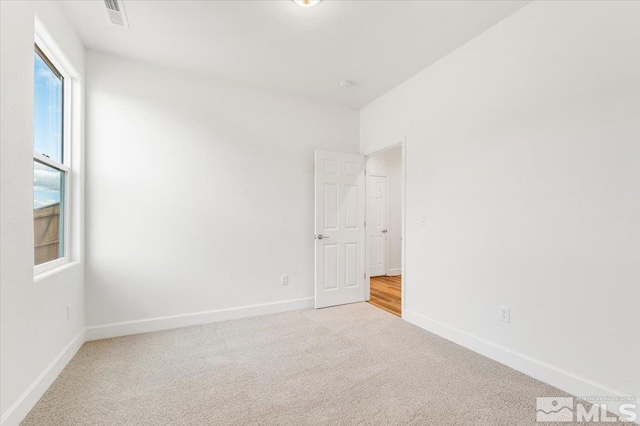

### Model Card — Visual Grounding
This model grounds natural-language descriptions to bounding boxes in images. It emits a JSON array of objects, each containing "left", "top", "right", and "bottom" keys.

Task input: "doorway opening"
[{"left": 365, "top": 144, "right": 403, "bottom": 317}]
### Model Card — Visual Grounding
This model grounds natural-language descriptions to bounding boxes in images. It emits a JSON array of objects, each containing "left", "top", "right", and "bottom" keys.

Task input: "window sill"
[{"left": 34, "top": 259, "right": 79, "bottom": 283}]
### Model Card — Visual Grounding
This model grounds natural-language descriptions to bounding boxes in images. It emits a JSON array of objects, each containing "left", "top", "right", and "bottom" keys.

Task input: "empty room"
[{"left": 1, "top": 0, "right": 639, "bottom": 425}]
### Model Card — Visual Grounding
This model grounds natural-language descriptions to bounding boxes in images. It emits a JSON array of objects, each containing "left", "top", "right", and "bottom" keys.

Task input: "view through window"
[{"left": 34, "top": 46, "right": 66, "bottom": 266}]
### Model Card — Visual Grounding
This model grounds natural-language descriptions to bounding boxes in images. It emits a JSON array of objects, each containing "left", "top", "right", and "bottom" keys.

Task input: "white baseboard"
[
  {"left": 0, "top": 329, "right": 85, "bottom": 426},
  {"left": 6, "top": 304, "right": 634, "bottom": 424},
  {"left": 86, "top": 297, "right": 315, "bottom": 341},
  {"left": 403, "top": 309, "right": 637, "bottom": 421},
  {"left": 2, "top": 298, "right": 315, "bottom": 425},
  {"left": 387, "top": 268, "right": 402, "bottom": 276}
]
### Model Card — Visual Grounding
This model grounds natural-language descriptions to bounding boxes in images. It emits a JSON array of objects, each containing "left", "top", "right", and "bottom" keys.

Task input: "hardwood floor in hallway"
[{"left": 368, "top": 275, "right": 401, "bottom": 317}]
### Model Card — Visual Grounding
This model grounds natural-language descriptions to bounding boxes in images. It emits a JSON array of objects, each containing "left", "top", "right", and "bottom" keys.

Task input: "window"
[{"left": 33, "top": 45, "right": 68, "bottom": 267}]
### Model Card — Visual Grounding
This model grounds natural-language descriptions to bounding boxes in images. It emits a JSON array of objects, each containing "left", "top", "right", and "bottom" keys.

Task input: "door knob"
[{"left": 316, "top": 234, "right": 330, "bottom": 240}]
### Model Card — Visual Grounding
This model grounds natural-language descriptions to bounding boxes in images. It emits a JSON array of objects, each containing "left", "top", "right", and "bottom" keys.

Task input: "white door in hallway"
[
  {"left": 314, "top": 150, "right": 366, "bottom": 309},
  {"left": 367, "top": 174, "right": 387, "bottom": 277}
]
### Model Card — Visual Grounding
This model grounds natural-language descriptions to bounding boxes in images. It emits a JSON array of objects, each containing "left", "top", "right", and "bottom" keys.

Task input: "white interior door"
[
  {"left": 315, "top": 150, "right": 365, "bottom": 309},
  {"left": 367, "top": 174, "right": 388, "bottom": 277}
]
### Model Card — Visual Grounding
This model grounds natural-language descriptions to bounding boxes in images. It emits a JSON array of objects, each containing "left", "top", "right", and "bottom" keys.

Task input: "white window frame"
[{"left": 33, "top": 40, "right": 72, "bottom": 276}]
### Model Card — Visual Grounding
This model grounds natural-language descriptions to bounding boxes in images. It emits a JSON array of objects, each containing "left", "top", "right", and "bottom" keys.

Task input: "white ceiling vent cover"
[{"left": 104, "top": 0, "right": 129, "bottom": 28}]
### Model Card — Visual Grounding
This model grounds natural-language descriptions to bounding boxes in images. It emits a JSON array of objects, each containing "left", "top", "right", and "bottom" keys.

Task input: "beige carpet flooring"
[{"left": 23, "top": 303, "right": 606, "bottom": 425}]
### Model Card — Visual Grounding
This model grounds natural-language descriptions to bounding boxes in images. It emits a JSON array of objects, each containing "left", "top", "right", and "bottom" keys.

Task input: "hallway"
[{"left": 368, "top": 275, "right": 401, "bottom": 317}]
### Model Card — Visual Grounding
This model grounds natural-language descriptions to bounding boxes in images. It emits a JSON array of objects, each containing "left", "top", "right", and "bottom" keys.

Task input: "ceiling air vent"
[{"left": 104, "top": 0, "right": 129, "bottom": 28}]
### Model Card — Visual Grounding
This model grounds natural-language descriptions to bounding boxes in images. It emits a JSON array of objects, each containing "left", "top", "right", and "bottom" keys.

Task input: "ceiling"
[{"left": 62, "top": 0, "right": 527, "bottom": 109}]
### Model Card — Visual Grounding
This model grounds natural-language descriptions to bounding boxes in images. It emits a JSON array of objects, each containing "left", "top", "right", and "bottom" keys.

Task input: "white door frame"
[{"left": 364, "top": 138, "right": 406, "bottom": 316}]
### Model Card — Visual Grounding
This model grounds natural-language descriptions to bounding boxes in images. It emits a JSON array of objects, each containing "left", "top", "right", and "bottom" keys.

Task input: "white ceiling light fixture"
[
  {"left": 293, "top": 0, "right": 322, "bottom": 8},
  {"left": 340, "top": 80, "right": 354, "bottom": 89}
]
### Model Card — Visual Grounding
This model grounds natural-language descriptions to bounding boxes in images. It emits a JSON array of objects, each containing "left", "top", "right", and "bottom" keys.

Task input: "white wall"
[
  {"left": 85, "top": 51, "right": 359, "bottom": 335},
  {"left": 361, "top": 0, "right": 640, "bottom": 405},
  {"left": 0, "top": 2, "right": 85, "bottom": 424},
  {"left": 367, "top": 146, "right": 402, "bottom": 275}
]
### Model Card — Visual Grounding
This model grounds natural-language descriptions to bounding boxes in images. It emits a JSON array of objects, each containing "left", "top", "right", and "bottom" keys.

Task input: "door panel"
[
  {"left": 367, "top": 175, "right": 388, "bottom": 277},
  {"left": 315, "top": 150, "right": 365, "bottom": 308}
]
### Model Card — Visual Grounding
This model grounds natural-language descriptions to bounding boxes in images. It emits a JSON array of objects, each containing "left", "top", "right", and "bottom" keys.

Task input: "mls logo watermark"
[
  {"left": 536, "top": 397, "right": 573, "bottom": 422},
  {"left": 536, "top": 396, "right": 638, "bottom": 423}
]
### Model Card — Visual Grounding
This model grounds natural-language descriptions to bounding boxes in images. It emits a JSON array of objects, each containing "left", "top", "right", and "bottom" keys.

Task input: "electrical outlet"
[
  {"left": 499, "top": 305, "right": 510, "bottom": 323},
  {"left": 419, "top": 214, "right": 427, "bottom": 225},
  {"left": 281, "top": 274, "right": 289, "bottom": 286},
  {"left": 67, "top": 303, "right": 72, "bottom": 320}
]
